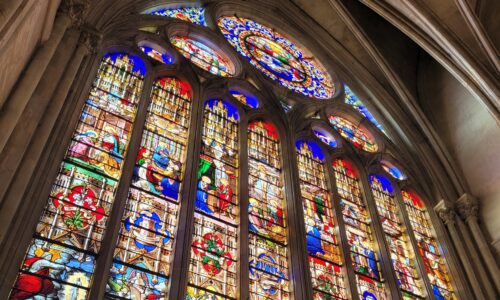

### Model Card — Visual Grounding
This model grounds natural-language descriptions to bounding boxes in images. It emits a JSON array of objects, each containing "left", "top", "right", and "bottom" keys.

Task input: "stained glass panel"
[
  {"left": 218, "top": 16, "right": 334, "bottom": 99},
  {"left": 313, "top": 127, "right": 337, "bottom": 148},
  {"left": 140, "top": 46, "right": 174, "bottom": 65},
  {"left": 248, "top": 120, "right": 290, "bottom": 299},
  {"left": 10, "top": 53, "right": 145, "bottom": 299},
  {"left": 106, "top": 77, "right": 192, "bottom": 298},
  {"left": 171, "top": 36, "right": 234, "bottom": 77},
  {"left": 296, "top": 141, "right": 347, "bottom": 299},
  {"left": 344, "top": 85, "right": 385, "bottom": 134},
  {"left": 402, "top": 191, "right": 456, "bottom": 300},
  {"left": 150, "top": 7, "right": 207, "bottom": 26},
  {"left": 381, "top": 161, "right": 405, "bottom": 181},
  {"left": 229, "top": 89, "right": 259, "bottom": 109},
  {"left": 188, "top": 99, "right": 239, "bottom": 298},
  {"left": 369, "top": 175, "right": 425, "bottom": 298},
  {"left": 329, "top": 116, "right": 377, "bottom": 153},
  {"left": 333, "top": 159, "right": 387, "bottom": 299}
]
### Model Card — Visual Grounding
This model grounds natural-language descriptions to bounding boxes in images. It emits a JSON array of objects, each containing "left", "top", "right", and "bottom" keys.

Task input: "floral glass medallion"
[{"left": 218, "top": 16, "right": 335, "bottom": 99}]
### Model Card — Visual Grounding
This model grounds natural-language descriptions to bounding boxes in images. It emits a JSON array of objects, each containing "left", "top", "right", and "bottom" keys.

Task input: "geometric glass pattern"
[
  {"left": 106, "top": 77, "right": 192, "bottom": 298},
  {"left": 333, "top": 159, "right": 387, "bottom": 300},
  {"left": 402, "top": 191, "right": 456, "bottom": 300},
  {"left": 170, "top": 36, "right": 235, "bottom": 77},
  {"left": 296, "top": 141, "right": 347, "bottom": 299},
  {"left": 328, "top": 116, "right": 378, "bottom": 153},
  {"left": 369, "top": 175, "right": 425, "bottom": 299},
  {"left": 188, "top": 99, "right": 240, "bottom": 299},
  {"left": 149, "top": 6, "right": 207, "bottom": 26},
  {"left": 9, "top": 53, "right": 146, "bottom": 299},
  {"left": 140, "top": 46, "right": 174, "bottom": 65},
  {"left": 248, "top": 120, "right": 290, "bottom": 299},
  {"left": 218, "top": 16, "right": 335, "bottom": 99},
  {"left": 344, "top": 84, "right": 385, "bottom": 134}
]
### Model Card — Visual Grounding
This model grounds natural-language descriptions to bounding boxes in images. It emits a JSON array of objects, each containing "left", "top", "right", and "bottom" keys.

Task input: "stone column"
[
  {"left": 434, "top": 201, "right": 486, "bottom": 299},
  {"left": 0, "top": 0, "right": 24, "bottom": 33},
  {"left": 0, "top": 0, "right": 88, "bottom": 151},
  {"left": 456, "top": 193, "right": 500, "bottom": 294}
]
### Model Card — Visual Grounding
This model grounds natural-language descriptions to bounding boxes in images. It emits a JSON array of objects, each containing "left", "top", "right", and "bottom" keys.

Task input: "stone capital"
[
  {"left": 79, "top": 27, "right": 102, "bottom": 54},
  {"left": 59, "top": 0, "right": 90, "bottom": 27},
  {"left": 434, "top": 199, "right": 457, "bottom": 225},
  {"left": 456, "top": 193, "right": 479, "bottom": 222}
]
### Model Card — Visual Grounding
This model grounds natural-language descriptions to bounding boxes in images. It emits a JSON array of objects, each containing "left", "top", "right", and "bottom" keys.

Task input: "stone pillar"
[
  {"left": 0, "top": 0, "right": 88, "bottom": 151},
  {"left": 0, "top": 0, "right": 23, "bottom": 33},
  {"left": 456, "top": 193, "right": 500, "bottom": 294},
  {"left": 434, "top": 201, "right": 486, "bottom": 299}
]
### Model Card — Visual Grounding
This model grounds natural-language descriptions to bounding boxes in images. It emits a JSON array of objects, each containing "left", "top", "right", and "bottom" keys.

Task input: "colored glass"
[
  {"left": 296, "top": 141, "right": 347, "bottom": 299},
  {"left": 150, "top": 6, "right": 207, "bottom": 26},
  {"left": 140, "top": 46, "right": 173, "bottom": 64},
  {"left": 329, "top": 116, "right": 377, "bottom": 153},
  {"left": 187, "top": 99, "right": 239, "bottom": 298},
  {"left": 106, "top": 77, "right": 192, "bottom": 298},
  {"left": 170, "top": 36, "right": 234, "bottom": 77},
  {"left": 229, "top": 89, "right": 259, "bottom": 108},
  {"left": 218, "top": 16, "right": 334, "bottom": 99},
  {"left": 381, "top": 161, "right": 405, "bottom": 181},
  {"left": 369, "top": 175, "right": 425, "bottom": 298},
  {"left": 313, "top": 128, "right": 337, "bottom": 148},
  {"left": 344, "top": 85, "right": 386, "bottom": 134},
  {"left": 248, "top": 120, "right": 290, "bottom": 299},
  {"left": 10, "top": 53, "right": 145, "bottom": 299},
  {"left": 333, "top": 159, "right": 387, "bottom": 299},
  {"left": 402, "top": 191, "right": 456, "bottom": 300}
]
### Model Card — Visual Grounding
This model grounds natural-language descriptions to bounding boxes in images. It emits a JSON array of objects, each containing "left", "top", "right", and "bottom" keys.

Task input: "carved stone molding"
[
  {"left": 456, "top": 193, "right": 479, "bottom": 222},
  {"left": 59, "top": 0, "right": 90, "bottom": 27},
  {"left": 79, "top": 27, "right": 102, "bottom": 54},
  {"left": 434, "top": 200, "right": 457, "bottom": 226}
]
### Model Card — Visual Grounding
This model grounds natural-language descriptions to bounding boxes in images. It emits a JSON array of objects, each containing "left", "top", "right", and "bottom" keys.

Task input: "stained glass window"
[
  {"left": 333, "top": 159, "right": 387, "bottom": 299},
  {"left": 229, "top": 89, "right": 259, "bottom": 109},
  {"left": 296, "top": 141, "right": 347, "bottom": 299},
  {"left": 381, "top": 160, "right": 405, "bottom": 181},
  {"left": 369, "top": 175, "right": 425, "bottom": 298},
  {"left": 329, "top": 116, "right": 378, "bottom": 153},
  {"left": 170, "top": 36, "right": 234, "bottom": 77},
  {"left": 248, "top": 120, "right": 290, "bottom": 299},
  {"left": 140, "top": 45, "right": 174, "bottom": 64},
  {"left": 312, "top": 127, "right": 337, "bottom": 148},
  {"left": 402, "top": 191, "right": 456, "bottom": 300},
  {"left": 106, "top": 77, "right": 192, "bottom": 298},
  {"left": 218, "top": 16, "right": 334, "bottom": 99},
  {"left": 149, "top": 7, "right": 207, "bottom": 26},
  {"left": 188, "top": 99, "right": 239, "bottom": 298},
  {"left": 10, "top": 53, "right": 146, "bottom": 299},
  {"left": 344, "top": 85, "right": 385, "bottom": 134}
]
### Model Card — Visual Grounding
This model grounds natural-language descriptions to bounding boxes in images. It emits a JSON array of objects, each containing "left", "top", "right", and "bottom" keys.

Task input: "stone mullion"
[
  {"left": 238, "top": 113, "right": 250, "bottom": 299},
  {"left": 167, "top": 87, "right": 205, "bottom": 300},
  {"left": 392, "top": 184, "right": 435, "bottom": 299},
  {"left": 434, "top": 202, "right": 487, "bottom": 299},
  {"left": 456, "top": 194, "right": 500, "bottom": 295},
  {"left": 0, "top": 32, "right": 99, "bottom": 300},
  {"left": 357, "top": 168, "right": 403, "bottom": 300},
  {"left": 284, "top": 130, "right": 313, "bottom": 299},
  {"left": 325, "top": 157, "right": 359, "bottom": 299},
  {"left": 88, "top": 71, "right": 155, "bottom": 299}
]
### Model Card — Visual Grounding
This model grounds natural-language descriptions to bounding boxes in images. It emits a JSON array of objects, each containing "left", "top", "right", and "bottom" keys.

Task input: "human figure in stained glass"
[{"left": 195, "top": 176, "right": 213, "bottom": 214}]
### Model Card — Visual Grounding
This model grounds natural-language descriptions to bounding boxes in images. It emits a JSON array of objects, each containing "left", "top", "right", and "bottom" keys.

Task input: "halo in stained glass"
[
  {"left": 328, "top": 115, "right": 378, "bottom": 153},
  {"left": 381, "top": 160, "right": 406, "bottom": 180},
  {"left": 218, "top": 16, "right": 335, "bottom": 99},
  {"left": 312, "top": 126, "right": 337, "bottom": 148},
  {"left": 170, "top": 36, "right": 235, "bottom": 77}
]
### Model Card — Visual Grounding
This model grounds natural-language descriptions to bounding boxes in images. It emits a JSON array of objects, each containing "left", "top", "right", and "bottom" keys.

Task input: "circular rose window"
[{"left": 218, "top": 16, "right": 335, "bottom": 99}]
